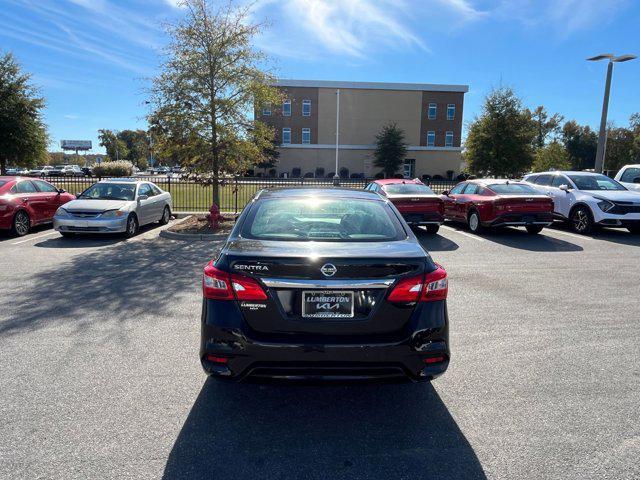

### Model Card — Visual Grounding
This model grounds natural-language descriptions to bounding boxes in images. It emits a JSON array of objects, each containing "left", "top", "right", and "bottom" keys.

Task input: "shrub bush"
[{"left": 93, "top": 160, "right": 134, "bottom": 177}]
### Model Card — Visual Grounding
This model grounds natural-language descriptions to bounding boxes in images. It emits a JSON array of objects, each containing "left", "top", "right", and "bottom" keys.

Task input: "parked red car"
[
  {"left": 365, "top": 179, "right": 444, "bottom": 233},
  {"left": 441, "top": 179, "right": 554, "bottom": 234},
  {"left": 0, "top": 176, "right": 75, "bottom": 236}
]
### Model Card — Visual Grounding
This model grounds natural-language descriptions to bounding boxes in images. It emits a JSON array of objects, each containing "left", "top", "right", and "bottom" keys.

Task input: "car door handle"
[{"left": 22, "top": 198, "right": 29, "bottom": 202}]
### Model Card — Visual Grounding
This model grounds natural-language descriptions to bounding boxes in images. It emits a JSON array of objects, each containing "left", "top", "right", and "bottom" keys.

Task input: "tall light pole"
[
  {"left": 587, "top": 53, "right": 636, "bottom": 173},
  {"left": 333, "top": 88, "right": 340, "bottom": 186}
]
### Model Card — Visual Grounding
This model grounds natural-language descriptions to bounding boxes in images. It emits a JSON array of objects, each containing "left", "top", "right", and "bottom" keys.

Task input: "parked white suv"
[
  {"left": 523, "top": 171, "right": 640, "bottom": 234},
  {"left": 614, "top": 164, "right": 640, "bottom": 192}
]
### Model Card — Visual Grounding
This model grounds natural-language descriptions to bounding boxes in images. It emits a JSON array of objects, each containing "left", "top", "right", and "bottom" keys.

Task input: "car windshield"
[
  {"left": 568, "top": 174, "right": 626, "bottom": 191},
  {"left": 78, "top": 183, "right": 136, "bottom": 201},
  {"left": 52, "top": 166, "right": 64, "bottom": 170},
  {"left": 242, "top": 196, "right": 406, "bottom": 241},
  {"left": 488, "top": 183, "right": 540, "bottom": 195},
  {"left": 383, "top": 183, "right": 434, "bottom": 195}
]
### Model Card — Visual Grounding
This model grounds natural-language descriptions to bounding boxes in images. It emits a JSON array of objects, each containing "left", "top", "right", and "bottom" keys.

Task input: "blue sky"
[{"left": 1, "top": 0, "right": 639, "bottom": 154}]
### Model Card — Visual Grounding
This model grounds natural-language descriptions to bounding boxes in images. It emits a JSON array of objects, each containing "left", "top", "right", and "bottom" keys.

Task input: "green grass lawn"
[{"left": 45, "top": 177, "right": 264, "bottom": 212}]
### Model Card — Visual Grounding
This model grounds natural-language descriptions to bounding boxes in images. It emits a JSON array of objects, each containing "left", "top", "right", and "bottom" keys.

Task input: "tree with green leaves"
[
  {"left": 373, "top": 123, "right": 407, "bottom": 178},
  {"left": 604, "top": 125, "right": 635, "bottom": 172},
  {"left": 98, "top": 129, "right": 129, "bottom": 162},
  {"left": 530, "top": 106, "right": 564, "bottom": 149},
  {"left": 532, "top": 141, "right": 571, "bottom": 172},
  {"left": 254, "top": 123, "right": 279, "bottom": 175},
  {"left": 148, "top": 0, "right": 280, "bottom": 203},
  {"left": 0, "top": 52, "right": 48, "bottom": 175},
  {"left": 118, "top": 129, "right": 151, "bottom": 168},
  {"left": 561, "top": 121, "right": 597, "bottom": 170},
  {"left": 465, "top": 87, "right": 536, "bottom": 177}
]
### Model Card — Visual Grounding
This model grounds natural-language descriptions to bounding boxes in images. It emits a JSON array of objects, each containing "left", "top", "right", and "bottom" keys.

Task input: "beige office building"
[{"left": 256, "top": 79, "right": 469, "bottom": 179}]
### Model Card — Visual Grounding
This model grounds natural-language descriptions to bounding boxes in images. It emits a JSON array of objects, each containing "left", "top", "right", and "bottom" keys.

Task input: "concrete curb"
[
  {"left": 159, "top": 229, "right": 229, "bottom": 241},
  {"left": 159, "top": 215, "right": 229, "bottom": 241}
]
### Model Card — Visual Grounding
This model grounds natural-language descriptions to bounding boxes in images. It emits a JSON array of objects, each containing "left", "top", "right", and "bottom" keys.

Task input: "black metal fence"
[{"left": 36, "top": 175, "right": 460, "bottom": 213}]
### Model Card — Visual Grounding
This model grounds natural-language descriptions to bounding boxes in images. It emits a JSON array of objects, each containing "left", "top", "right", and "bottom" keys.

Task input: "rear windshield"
[
  {"left": 0, "top": 181, "right": 7, "bottom": 188},
  {"left": 488, "top": 183, "right": 540, "bottom": 195},
  {"left": 241, "top": 197, "right": 406, "bottom": 242},
  {"left": 383, "top": 183, "right": 434, "bottom": 195},
  {"left": 568, "top": 174, "right": 626, "bottom": 191}
]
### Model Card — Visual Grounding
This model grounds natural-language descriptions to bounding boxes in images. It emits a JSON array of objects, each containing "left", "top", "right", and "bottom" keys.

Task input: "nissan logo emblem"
[{"left": 320, "top": 263, "right": 337, "bottom": 277}]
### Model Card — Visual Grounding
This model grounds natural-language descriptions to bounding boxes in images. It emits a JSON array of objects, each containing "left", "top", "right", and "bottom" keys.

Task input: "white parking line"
[
  {"left": 11, "top": 231, "right": 60, "bottom": 245},
  {"left": 441, "top": 225, "right": 485, "bottom": 242},
  {"left": 545, "top": 229, "right": 593, "bottom": 241}
]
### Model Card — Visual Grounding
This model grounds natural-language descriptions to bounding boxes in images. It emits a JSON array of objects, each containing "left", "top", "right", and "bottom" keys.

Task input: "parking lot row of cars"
[
  {"left": 5, "top": 164, "right": 184, "bottom": 178},
  {"left": 368, "top": 167, "right": 640, "bottom": 236},
  {"left": 2, "top": 165, "right": 640, "bottom": 238},
  {"left": 0, "top": 177, "right": 172, "bottom": 237}
]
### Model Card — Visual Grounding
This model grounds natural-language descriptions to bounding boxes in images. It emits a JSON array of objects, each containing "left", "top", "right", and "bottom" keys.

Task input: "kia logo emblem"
[{"left": 320, "top": 263, "right": 337, "bottom": 277}]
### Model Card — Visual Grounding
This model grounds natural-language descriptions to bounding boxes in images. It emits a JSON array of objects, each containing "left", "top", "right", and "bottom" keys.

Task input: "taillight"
[
  {"left": 422, "top": 265, "right": 448, "bottom": 302},
  {"left": 387, "top": 274, "right": 424, "bottom": 302},
  {"left": 202, "top": 262, "right": 267, "bottom": 301},
  {"left": 203, "top": 263, "right": 234, "bottom": 299},
  {"left": 387, "top": 265, "right": 448, "bottom": 303},
  {"left": 231, "top": 274, "right": 267, "bottom": 300}
]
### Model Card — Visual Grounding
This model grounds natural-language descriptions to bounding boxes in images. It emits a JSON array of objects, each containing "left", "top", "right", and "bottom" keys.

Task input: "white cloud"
[{"left": 254, "top": 0, "right": 430, "bottom": 59}]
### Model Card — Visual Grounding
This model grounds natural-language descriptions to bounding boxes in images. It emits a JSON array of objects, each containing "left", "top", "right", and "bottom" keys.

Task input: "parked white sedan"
[{"left": 53, "top": 179, "right": 172, "bottom": 237}]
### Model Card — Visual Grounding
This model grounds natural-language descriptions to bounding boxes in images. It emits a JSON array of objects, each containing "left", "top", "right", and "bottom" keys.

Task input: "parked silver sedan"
[{"left": 53, "top": 179, "right": 172, "bottom": 237}]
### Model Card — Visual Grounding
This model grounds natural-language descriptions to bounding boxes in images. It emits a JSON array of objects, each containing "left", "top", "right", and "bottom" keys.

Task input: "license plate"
[{"left": 302, "top": 291, "right": 354, "bottom": 318}]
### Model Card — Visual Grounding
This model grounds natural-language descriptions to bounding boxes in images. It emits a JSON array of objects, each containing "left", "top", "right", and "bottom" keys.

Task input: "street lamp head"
[
  {"left": 587, "top": 53, "right": 614, "bottom": 61},
  {"left": 613, "top": 54, "right": 637, "bottom": 63}
]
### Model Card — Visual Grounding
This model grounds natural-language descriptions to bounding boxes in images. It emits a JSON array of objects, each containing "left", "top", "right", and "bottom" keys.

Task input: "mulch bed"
[{"left": 168, "top": 214, "right": 235, "bottom": 235}]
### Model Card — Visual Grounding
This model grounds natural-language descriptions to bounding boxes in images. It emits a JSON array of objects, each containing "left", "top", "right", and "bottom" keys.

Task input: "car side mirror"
[
  {"left": 442, "top": 190, "right": 449, "bottom": 196},
  {"left": 633, "top": 177, "right": 640, "bottom": 184},
  {"left": 138, "top": 194, "right": 149, "bottom": 201},
  {"left": 75, "top": 192, "right": 81, "bottom": 197},
  {"left": 559, "top": 184, "right": 569, "bottom": 192},
  {"left": 57, "top": 188, "right": 65, "bottom": 194}
]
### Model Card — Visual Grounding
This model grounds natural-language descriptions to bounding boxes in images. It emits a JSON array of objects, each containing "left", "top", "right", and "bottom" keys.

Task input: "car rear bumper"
[
  {"left": 200, "top": 299, "right": 450, "bottom": 382},
  {"left": 53, "top": 216, "right": 128, "bottom": 233},
  {"left": 486, "top": 212, "right": 554, "bottom": 227},
  {"left": 400, "top": 212, "right": 444, "bottom": 225}
]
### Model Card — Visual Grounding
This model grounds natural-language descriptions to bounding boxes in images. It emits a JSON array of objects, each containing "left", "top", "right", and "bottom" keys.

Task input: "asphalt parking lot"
[{"left": 1, "top": 222, "right": 639, "bottom": 480}]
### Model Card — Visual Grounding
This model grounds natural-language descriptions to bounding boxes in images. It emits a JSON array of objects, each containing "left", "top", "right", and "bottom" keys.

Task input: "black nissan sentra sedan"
[{"left": 200, "top": 187, "right": 449, "bottom": 382}]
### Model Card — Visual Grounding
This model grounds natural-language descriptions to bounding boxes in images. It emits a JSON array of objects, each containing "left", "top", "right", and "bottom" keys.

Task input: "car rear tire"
[
  {"left": 467, "top": 211, "right": 483, "bottom": 234},
  {"left": 425, "top": 224, "right": 440, "bottom": 234},
  {"left": 124, "top": 214, "right": 138, "bottom": 238},
  {"left": 11, "top": 210, "right": 30, "bottom": 237},
  {"left": 570, "top": 206, "right": 593, "bottom": 234},
  {"left": 525, "top": 225, "right": 544, "bottom": 234},
  {"left": 159, "top": 206, "right": 171, "bottom": 225}
]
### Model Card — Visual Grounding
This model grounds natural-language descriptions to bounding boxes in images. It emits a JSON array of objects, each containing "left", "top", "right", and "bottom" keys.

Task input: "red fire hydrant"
[{"left": 206, "top": 203, "right": 224, "bottom": 230}]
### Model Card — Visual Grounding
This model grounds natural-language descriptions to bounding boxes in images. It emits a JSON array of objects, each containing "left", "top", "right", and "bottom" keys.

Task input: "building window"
[
  {"left": 427, "top": 131, "right": 435, "bottom": 147},
  {"left": 302, "top": 99, "right": 311, "bottom": 117},
  {"left": 282, "top": 128, "right": 291, "bottom": 144},
  {"left": 302, "top": 128, "right": 311, "bottom": 144},
  {"left": 447, "top": 104, "right": 455, "bottom": 120},
  {"left": 283, "top": 100, "right": 291, "bottom": 116},
  {"left": 445, "top": 131, "right": 454, "bottom": 147},
  {"left": 428, "top": 103, "right": 437, "bottom": 120},
  {"left": 262, "top": 107, "right": 271, "bottom": 116}
]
